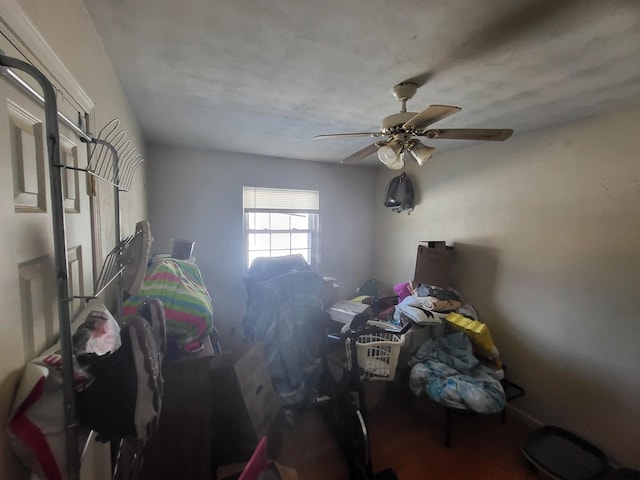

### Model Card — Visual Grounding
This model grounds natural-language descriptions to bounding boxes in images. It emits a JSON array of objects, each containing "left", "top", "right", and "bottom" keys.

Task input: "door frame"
[{"left": 0, "top": 0, "right": 104, "bottom": 286}]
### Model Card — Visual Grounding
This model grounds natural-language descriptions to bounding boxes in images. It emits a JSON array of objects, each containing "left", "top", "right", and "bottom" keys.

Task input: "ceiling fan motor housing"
[
  {"left": 392, "top": 82, "right": 418, "bottom": 101},
  {"left": 381, "top": 112, "right": 418, "bottom": 131}
]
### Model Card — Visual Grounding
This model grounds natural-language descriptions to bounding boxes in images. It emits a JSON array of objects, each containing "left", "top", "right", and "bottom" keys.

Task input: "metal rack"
[{"left": 0, "top": 52, "right": 144, "bottom": 480}]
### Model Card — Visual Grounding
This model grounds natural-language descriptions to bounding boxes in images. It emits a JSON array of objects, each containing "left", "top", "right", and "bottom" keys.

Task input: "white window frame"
[{"left": 243, "top": 186, "right": 320, "bottom": 270}]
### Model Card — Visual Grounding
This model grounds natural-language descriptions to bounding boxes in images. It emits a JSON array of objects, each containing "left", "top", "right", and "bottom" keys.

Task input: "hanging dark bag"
[{"left": 384, "top": 173, "right": 415, "bottom": 213}]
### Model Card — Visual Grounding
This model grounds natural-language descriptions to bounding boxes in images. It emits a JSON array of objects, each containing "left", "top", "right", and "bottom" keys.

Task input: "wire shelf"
[
  {"left": 94, "top": 232, "right": 135, "bottom": 297},
  {"left": 87, "top": 119, "right": 144, "bottom": 191}
]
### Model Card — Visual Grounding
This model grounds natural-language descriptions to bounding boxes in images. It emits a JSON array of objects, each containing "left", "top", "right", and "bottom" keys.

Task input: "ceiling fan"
[{"left": 314, "top": 82, "right": 513, "bottom": 169}]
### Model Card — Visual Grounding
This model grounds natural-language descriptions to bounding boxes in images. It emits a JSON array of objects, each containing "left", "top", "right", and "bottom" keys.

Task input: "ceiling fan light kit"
[
  {"left": 314, "top": 81, "right": 513, "bottom": 169},
  {"left": 408, "top": 142, "right": 435, "bottom": 166},
  {"left": 377, "top": 141, "right": 404, "bottom": 169}
]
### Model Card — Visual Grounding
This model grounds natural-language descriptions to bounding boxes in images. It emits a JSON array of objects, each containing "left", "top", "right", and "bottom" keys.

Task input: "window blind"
[{"left": 243, "top": 186, "right": 319, "bottom": 210}]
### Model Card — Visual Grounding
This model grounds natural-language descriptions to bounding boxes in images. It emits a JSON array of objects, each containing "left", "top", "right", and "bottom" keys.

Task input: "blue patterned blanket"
[{"left": 409, "top": 332, "right": 506, "bottom": 413}]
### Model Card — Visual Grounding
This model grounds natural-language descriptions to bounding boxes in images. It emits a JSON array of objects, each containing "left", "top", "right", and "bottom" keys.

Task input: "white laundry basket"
[{"left": 342, "top": 320, "right": 406, "bottom": 381}]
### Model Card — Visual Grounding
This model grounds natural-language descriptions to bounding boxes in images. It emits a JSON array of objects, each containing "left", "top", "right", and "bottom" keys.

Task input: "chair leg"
[{"left": 445, "top": 407, "right": 452, "bottom": 447}]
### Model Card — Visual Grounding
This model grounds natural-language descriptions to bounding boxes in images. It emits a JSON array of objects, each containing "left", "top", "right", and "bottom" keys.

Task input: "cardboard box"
[
  {"left": 327, "top": 300, "right": 371, "bottom": 325},
  {"left": 413, "top": 241, "right": 455, "bottom": 288},
  {"left": 233, "top": 345, "right": 282, "bottom": 439},
  {"left": 209, "top": 343, "right": 282, "bottom": 464}
]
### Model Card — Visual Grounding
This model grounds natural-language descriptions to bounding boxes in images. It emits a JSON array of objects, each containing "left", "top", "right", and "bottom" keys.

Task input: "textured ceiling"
[{"left": 82, "top": 0, "right": 640, "bottom": 165}]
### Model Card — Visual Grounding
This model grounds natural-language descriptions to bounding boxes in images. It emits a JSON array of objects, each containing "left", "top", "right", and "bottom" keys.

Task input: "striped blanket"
[{"left": 124, "top": 258, "right": 213, "bottom": 346}]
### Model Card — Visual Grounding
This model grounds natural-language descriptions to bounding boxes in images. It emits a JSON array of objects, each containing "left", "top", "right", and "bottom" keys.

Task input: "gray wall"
[
  {"left": 146, "top": 145, "right": 377, "bottom": 345},
  {"left": 373, "top": 105, "right": 640, "bottom": 467}
]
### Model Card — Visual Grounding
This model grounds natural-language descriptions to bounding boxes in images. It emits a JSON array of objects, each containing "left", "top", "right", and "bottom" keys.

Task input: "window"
[{"left": 243, "top": 186, "right": 320, "bottom": 269}]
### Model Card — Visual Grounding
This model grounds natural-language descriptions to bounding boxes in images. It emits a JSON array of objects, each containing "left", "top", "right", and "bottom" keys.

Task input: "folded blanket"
[
  {"left": 393, "top": 295, "right": 455, "bottom": 326},
  {"left": 424, "top": 296, "right": 461, "bottom": 312},
  {"left": 398, "top": 294, "right": 461, "bottom": 313}
]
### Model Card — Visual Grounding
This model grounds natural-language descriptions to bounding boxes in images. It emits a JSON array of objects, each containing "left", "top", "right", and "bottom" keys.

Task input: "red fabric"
[
  {"left": 9, "top": 376, "right": 63, "bottom": 480},
  {"left": 239, "top": 436, "right": 270, "bottom": 480}
]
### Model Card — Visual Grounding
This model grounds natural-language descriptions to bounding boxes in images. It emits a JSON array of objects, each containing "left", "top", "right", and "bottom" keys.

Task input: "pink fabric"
[
  {"left": 393, "top": 281, "right": 412, "bottom": 301},
  {"left": 145, "top": 271, "right": 181, "bottom": 282},
  {"left": 239, "top": 436, "right": 270, "bottom": 480}
]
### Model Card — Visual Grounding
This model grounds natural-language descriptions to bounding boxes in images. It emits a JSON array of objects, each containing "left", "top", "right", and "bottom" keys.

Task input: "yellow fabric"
[
  {"left": 446, "top": 312, "right": 500, "bottom": 359},
  {"left": 351, "top": 295, "right": 371, "bottom": 303}
]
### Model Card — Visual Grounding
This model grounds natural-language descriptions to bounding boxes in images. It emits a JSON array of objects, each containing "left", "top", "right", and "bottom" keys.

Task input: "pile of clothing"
[
  {"left": 392, "top": 281, "right": 506, "bottom": 414},
  {"left": 408, "top": 332, "right": 505, "bottom": 413}
]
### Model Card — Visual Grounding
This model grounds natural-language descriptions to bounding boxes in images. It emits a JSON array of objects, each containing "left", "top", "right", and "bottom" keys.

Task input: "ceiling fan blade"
[
  {"left": 403, "top": 105, "right": 461, "bottom": 130},
  {"left": 313, "top": 132, "right": 383, "bottom": 140},
  {"left": 341, "top": 143, "right": 379, "bottom": 164},
  {"left": 423, "top": 128, "right": 513, "bottom": 141},
  {"left": 426, "top": 2, "right": 581, "bottom": 82},
  {"left": 399, "top": 71, "right": 433, "bottom": 89}
]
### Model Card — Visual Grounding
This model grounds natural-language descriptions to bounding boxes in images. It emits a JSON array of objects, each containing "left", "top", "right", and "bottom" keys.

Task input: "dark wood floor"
[{"left": 277, "top": 382, "right": 539, "bottom": 479}]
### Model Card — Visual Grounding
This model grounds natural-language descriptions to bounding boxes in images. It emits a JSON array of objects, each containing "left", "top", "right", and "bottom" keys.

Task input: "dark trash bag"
[
  {"left": 356, "top": 278, "right": 379, "bottom": 297},
  {"left": 384, "top": 173, "right": 414, "bottom": 213}
]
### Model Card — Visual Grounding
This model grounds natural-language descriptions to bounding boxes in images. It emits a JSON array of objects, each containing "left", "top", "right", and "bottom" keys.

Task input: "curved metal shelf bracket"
[{"left": 85, "top": 118, "right": 144, "bottom": 191}]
